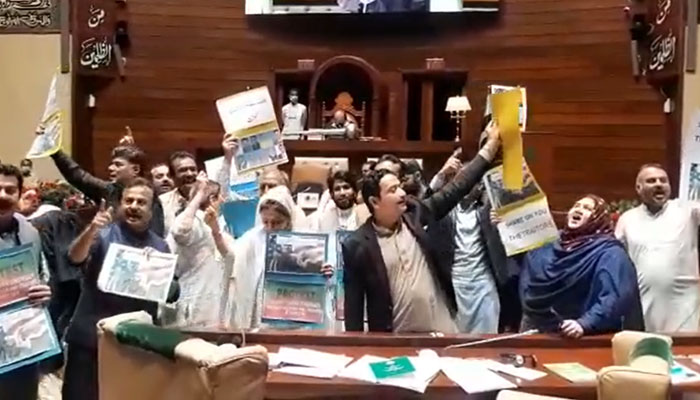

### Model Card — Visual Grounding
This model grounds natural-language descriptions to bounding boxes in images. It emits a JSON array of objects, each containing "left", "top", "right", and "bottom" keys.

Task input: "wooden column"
[{"left": 420, "top": 81, "right": 434, "bottom": 142}]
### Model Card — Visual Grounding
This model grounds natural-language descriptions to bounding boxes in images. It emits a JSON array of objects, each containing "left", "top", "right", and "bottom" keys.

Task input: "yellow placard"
[{"left": 491, "top": 89, "right": 523, "bottom": 190}]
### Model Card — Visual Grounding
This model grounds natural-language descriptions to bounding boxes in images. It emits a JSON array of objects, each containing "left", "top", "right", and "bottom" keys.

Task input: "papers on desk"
[
  {"left": 441, "top": 358, "right": 518, "bottom": 393},
  {"left": 269, "top": 347, "right": 353, "bottom": 379},
  {"left": 671, "top": 361, "right": 700, "bottom": 384},
  {"left": 339, "top": 350, "right": 441, "bottom": 394}
]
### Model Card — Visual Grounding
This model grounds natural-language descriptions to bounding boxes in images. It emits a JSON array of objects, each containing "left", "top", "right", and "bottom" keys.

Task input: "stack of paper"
[
  {"left": 441, "top": 357, "right": 518, "bottom": 394},
  {"left": 270, "top": 347, "right": 354, "bottom": 379},
  {"left": 339, "top": 349, "right": 441, "bottom": 394}
]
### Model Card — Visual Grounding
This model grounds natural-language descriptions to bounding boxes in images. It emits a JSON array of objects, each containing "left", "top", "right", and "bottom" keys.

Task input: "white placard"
[
  {"left": 215, "top": 86, "right": 278, "bottom": 137},
  {"left": 496, "top": 197, "right": 559, "bottom": 256},
  {"left": 680, "top": 109, "right": 700, "bottom": 200},
  {"left": 98, "top": 243, "right": 177, "bottom": 303}
]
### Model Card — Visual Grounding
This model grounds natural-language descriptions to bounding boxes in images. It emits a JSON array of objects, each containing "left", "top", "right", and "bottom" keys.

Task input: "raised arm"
[
  {"left": 216, "top": 133, "right": 239, "bottom": 202},
  {"left": 69, "top": 200, "right": 112, "bottom": 265},
  {"left": 51, "top": 150, "right": 109, "bottom": 203},
  {"left": 424, "top": 124, "right": 500, "bottom": 221}
]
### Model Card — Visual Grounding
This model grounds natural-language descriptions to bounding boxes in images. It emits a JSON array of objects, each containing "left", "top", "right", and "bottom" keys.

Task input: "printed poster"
[
  {"left": 680, "top": 109, "right": 700, "bottom": 200},
  {"left": 0, "top": 245, "right": 40, "bottom": 309},
  {"left": 27, "top": 72, "right": 65, "bottom": 159},
  {"left": 215, "top": 87, "right": 289, "bottom": 173},
  {"left": 215, "top": 86, "right": 278, "bottom": 138},
  {"left": 334, "top": 230, "right": 352, "bottom": 321},
  {"left": 483, "top": 162, "right": 558, "bottom": 256},
  {"left": 98, "top": 244, "right": 177, "bottom": 303},
  {"left": 0, "top": 245, "right": 61, "bottom": 376},
  {"left": 262, "top": 232, "right": 329, "bottom": 326}
]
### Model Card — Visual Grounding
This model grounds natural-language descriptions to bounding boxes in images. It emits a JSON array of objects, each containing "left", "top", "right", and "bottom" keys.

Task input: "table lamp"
[{"left": 445, "top": 95, "right": 471, "bottom": 141}]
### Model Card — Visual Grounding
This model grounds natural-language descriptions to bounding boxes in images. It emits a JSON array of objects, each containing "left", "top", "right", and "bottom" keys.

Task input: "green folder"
[{"left": 369, "top": 356, "right": 416, "bottom": 380}]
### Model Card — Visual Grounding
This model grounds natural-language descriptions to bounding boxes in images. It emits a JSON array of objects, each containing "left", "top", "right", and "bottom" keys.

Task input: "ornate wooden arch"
[{"left": 309, "top": 55, "right": 382, "bottom": 138}]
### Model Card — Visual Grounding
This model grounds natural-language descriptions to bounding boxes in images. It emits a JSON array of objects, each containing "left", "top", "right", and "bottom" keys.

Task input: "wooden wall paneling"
[{"left": 77, "top": 0, "right": 671, "bottom": 208}]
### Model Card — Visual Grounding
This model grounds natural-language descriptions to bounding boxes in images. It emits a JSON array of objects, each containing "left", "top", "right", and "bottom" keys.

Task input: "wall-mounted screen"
[{"left": 246, "top": 0, "right": 499, "bottom": 15}]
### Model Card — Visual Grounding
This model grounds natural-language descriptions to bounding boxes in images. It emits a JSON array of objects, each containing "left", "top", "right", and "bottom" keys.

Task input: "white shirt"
[
  {"left": 168, "top": 210, "right": 234, "bottom": 328},
  {"left": 281, "top": 103, "right": 307, "bottom": 132},
  {"left": 615, "top": 199, "right": 700, "bottom": 332},
  {"left": 159, "top": 189, "right": 188, "bottom": 235}
]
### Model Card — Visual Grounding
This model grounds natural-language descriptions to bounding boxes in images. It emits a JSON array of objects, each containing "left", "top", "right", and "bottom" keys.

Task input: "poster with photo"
[
  {"left": 0, "top": 245, "right": 61, "bottom": 376},
  {"left": 98, "top": 244, "right": 177, "bottom": 304},
  {"left": 0, "top": 306, "right": 61, "bottom": 375},
  {"left": 263, "top": 232, "right": 329, "bottom": 326},
  {"left": 483, "top": 162, "right": 543, "bottom": 213},
  {"left": 234, "top": 129, "right": 288, "bottom": 173},
  {"left": 334, "top": 230, "right": 352, "bottom": 321},
  {"left": 680, "top": 109, "right": 700, "bottom": 200}
]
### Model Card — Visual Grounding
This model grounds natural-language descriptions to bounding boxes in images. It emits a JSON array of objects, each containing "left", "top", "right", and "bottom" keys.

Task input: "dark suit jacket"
[
  {"left": 342, "top": 155, "right": 490, "bottom": 332},
  {"left": 51, "top": 151, "right": 165, "bottom": 237}
]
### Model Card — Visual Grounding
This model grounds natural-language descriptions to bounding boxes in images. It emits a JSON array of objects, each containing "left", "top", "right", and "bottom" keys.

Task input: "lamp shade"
[{"left": 445, "top": 96, "right": 471, "bottom": 113}]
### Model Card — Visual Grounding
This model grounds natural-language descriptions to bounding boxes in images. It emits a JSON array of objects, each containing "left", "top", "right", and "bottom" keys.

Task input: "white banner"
[
  {"left": 679, "top": 109, "right": 700, "bottom": 201},
  {"left": 215, "top": 86, "right": 278, "bottom": 137},
  {"left": 496, "top": 197, "right": 559, "bottom": 256}
]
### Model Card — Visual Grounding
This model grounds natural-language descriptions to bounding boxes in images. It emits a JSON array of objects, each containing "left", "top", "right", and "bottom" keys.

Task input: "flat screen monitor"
[{"left": 246, "top": 0, "right": 498, "bottom": 15}]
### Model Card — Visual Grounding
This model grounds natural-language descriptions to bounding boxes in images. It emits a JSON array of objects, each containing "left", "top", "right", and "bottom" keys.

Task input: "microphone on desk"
[{"left": 442, "top": 329, "right": 540, "bottom": 351}]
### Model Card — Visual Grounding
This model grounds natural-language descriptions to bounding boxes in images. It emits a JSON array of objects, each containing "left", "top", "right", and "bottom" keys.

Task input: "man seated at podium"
[
  {"left": 518, "top": 195, "right": 644, "bottom": 338},
  {"left": 326, "top": 110, "right": 358, "bottom": 139}
]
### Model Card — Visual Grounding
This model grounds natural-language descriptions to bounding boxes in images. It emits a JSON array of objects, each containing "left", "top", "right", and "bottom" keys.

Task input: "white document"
[
  {"left": 98, "top": 243, "right": 177, "bottom": 303},
  {"left": 338, "top": 350, "right": 441, "bottom": 394},
  {"left": 496, "top": 197, "right": 559, "bottom": 256},
  {"left": 215, "top": 86, "right": 277, "bottom": 137},
  {"left": 276, "top": 347, "right": 353, "bottom": 372},
  {"left": 441, "top": 357, "right": 517, "bottom": 394}
]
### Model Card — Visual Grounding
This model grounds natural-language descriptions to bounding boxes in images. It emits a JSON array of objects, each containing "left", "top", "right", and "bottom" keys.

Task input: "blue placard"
[
  {"left": 0, "top": 245, "right": 61, "bottom": 376},
  {"left": 262, "top": 232, "right": 330, "bottom": 329},
  {"left": 221, "top": 199, "right": 259, "bottom": 238}
]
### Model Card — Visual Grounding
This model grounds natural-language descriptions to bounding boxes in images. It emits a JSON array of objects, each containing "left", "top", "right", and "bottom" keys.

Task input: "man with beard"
[
  {"left": 150, "top": 162, "right": 174, "bottom": 196},
  {"left": 342, "top": 125, "right": 501, "bottom": 333},
  {"left": 64, "top": 178, "right": 178, "bottom": 400},
  {"left": 160, "top": 150, "right": 198, "bottom": 233},
  {"left": 0, "top": 164, "right": 52, "bottom": 400},
  {"left": 615, "top": 164, "right": 700, "bottom": 332},
  {"left": 308, "top": 170, "right": 369, "bottom": 232},
  {"left": 50, "top": 141, "right": 165, "bottom": 236}
]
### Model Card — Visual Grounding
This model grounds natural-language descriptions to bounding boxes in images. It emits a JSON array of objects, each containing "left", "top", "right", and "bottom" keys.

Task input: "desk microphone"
[{"left": 443, "top": 329, "right": 539, "bottom": 351}]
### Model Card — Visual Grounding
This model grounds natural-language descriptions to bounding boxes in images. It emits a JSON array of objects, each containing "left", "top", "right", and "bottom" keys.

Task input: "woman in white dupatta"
[{"left": 229, "top": 185, "right": 319, "bottom": 330}]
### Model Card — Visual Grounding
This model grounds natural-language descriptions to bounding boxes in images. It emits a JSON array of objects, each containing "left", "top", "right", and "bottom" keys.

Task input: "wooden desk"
[{"left": 186, "top": 330, "right": 700, "bottom": 399}]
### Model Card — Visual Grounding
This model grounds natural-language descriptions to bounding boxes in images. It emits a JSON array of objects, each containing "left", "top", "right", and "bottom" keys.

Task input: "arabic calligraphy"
[
  {"left": 80, "top": 37, "right": 112, "bottom": 70},
  {"left": 656, "top": 0, "right": 671, "bottom": 25},
  {"left": 87, "top": 5, "right": 104, "bottom": 28},
  {"left": 649, "top": 30, "right": 676, "bottom": 72},
  {"left": 0, "top": 0, "right": 56, "bottom": 30}
]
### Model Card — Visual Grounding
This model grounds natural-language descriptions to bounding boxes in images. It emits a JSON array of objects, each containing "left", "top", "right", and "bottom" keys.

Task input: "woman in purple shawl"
[{"left": 519, "top": 194, "right": 643, "bottom": 338}]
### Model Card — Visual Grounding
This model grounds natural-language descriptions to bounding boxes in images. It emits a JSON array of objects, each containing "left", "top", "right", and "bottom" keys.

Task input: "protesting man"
[
  {"left": 0, "top": 164, "right": 51, "bottom": 400},
  {"left": 64, "top": 178, "right": 178, "bottom": 400},
  {"left": 616, "top": 164, "right": 700, "bottom": 332},
  {"left": 342, "top": 124, "right": 501, "bottom": 333}
]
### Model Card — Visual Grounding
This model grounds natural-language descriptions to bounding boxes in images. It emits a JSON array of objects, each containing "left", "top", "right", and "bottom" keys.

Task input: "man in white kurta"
[{"left": 615, "top": 164, "right": 700, "bottom": 332}]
